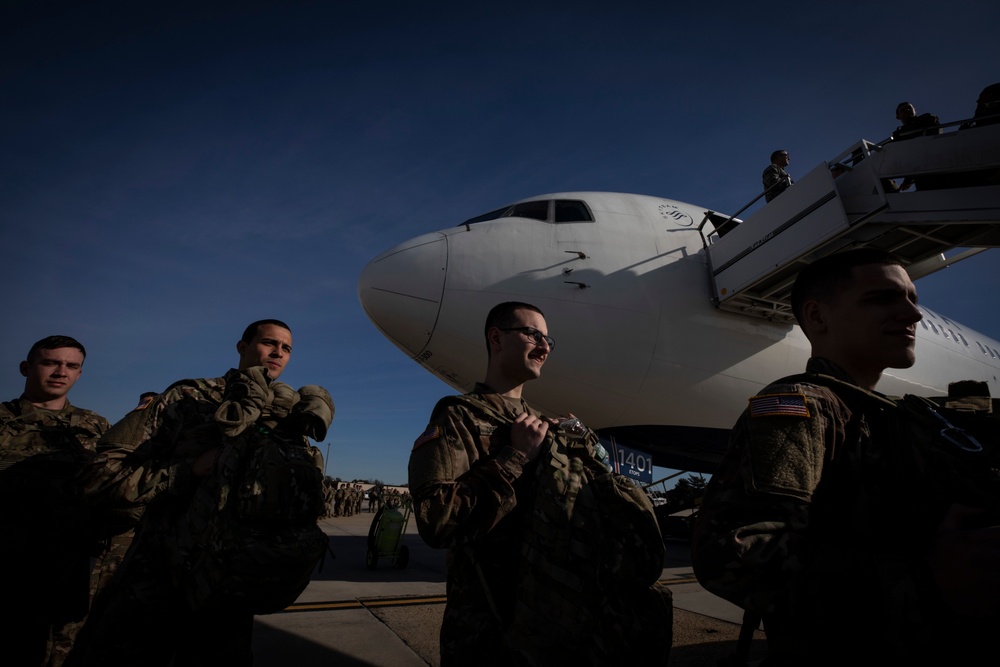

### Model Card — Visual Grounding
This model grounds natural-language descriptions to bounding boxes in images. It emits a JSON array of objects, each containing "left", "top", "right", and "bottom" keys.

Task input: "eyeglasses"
[{"left": 498, "top": 327, "right": 555, "bottom": 350}]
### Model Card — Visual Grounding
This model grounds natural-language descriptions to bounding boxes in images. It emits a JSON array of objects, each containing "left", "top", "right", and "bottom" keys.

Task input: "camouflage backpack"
[
  {"left": 170, "top": 370, "right": 334, "bottom": 615},
  {"left": 453, "top": 396, "right": 674, "bottom": 666}
]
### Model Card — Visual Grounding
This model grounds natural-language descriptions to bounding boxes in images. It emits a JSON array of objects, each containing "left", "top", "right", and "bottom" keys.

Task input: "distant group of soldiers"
[
  {"left": 320, "top": 481, "right": 411, "bottom": 518},
  {"left": 321, "top": 481, "right": 365, "bottom": 517}
]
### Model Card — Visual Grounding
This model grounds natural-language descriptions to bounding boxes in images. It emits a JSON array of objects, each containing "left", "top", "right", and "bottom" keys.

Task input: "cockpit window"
[
  {"left": 462, "top": 206, "right": 511, "bottom": 225},
  {"left": 507, "top": 201, "right": 549, "bottom": 221},
  {"left": 461, "top": 199, "right": 595, "bottom": 226},
  {"left": 554, "top": 200, "right": 594, "bottom": 222}
]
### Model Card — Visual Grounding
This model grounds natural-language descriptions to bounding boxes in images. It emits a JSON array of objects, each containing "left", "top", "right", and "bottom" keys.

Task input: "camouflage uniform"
[
  {"left": 334, "top": 483, "right": 346, "bottom": 516},
  {"left": 70, "top": 374, "right": 255, "bottom": 667},
  {"left": 408, "top": 383, "right": 538, "bottom": 667},
  {"left": 761, "top": 163, "right": 793, "bottom": 202},
  {"left": 322, "top": 479, "right": 334, "bottom": 518},
  {"left": 0, "top": 397, "right": 110, "bottom": 667},
  {"left": 86, "top": 397, "right": 162, "bottom": 642},
  {"left": 692, "top": 357, "right": 998, "bottom": 664}
]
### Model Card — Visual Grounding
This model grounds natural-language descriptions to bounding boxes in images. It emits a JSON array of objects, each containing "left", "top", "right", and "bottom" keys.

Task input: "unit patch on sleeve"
[{"left": 749, "top": 393, "right": 810, "bottom": 418}]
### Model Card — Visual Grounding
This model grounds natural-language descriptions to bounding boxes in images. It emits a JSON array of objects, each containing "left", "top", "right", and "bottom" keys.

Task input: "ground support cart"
[{"left": 365, "top": 503, "right": 411, "bottom": 569}]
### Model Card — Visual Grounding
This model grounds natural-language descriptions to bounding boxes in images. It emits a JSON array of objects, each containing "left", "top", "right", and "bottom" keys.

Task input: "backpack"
[
  {"left": 170, "top": 373, "right": 333, "bottom": 615},
  {"left": 449, "top": 395, "right": 673, "bottom": 666},
  {"left": 778, "top": 371, "right": 1000, "bottom": 521}
]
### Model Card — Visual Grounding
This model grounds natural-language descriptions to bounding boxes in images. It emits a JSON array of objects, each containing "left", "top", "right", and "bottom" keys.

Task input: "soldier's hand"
[
  {"left": 510, "top": 412, "right": 549, "bottom": 462},
  {"left": 928, "top": 503, "right": 1000, "bottom": 617}
]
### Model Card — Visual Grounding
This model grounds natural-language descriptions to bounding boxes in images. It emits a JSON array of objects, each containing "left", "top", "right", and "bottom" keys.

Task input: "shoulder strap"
[{"left": 901, "top": 394, "right": 984, "bottom": 453}]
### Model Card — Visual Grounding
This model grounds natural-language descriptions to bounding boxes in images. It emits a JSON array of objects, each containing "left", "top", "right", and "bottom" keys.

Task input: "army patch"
[
  {"left": 413, "top": 424, "right": 442, "bottom": 450},
  {"left": 749, "top": 393, "right": 810, "bottom": 418}
]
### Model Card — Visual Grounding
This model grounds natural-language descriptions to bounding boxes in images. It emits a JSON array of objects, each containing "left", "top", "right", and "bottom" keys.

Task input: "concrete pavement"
[{"left": 251, "top": 508, "right": 767, "bottom": 666}]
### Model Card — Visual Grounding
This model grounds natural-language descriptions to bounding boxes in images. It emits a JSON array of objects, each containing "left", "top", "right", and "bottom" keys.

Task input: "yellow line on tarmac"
[{"left": 283, "top": 595, "right": 448, "bottom": 613}]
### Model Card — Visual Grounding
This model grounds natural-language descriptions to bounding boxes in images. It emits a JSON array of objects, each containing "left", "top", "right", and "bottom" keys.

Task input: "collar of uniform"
[
  {"left": 15, "top": 394, "right": 73, "bottom": 415},
  {"left": 803, "top": 357, "right": 899, "bottom": 408},
  {"left": 472, "top": 382, "right": 530, "bottom": 420},
  {"left": 805, "top": 357, "right": 859, "bottom": 385}
]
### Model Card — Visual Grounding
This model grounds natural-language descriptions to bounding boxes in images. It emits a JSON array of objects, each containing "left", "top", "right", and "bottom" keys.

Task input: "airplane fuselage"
[{"left": 359, "top": 192, "right": 1000, "bottom": 471}]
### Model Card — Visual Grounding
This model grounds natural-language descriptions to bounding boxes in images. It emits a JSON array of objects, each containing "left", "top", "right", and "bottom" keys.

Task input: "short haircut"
[
  {"left": 896, "top": 101, "right": 912, "bottom": 113},
  {"left": 978, "top": 83, "right": 1000, "bottom": 105},
  {"left": 790, "top": 248, "right": 906, "bottom": 326},
  {"left": 484, "top": 301, "right": 545, "bottom": 357},
  {"left": 241, "top": 319, "right": 292, "bottom": 343},
  {"left": 27, "top": 335, "right": 86, "bottom": 363},
  {"left": 770, "top": 150, "right": 788, "bottom": 163}
]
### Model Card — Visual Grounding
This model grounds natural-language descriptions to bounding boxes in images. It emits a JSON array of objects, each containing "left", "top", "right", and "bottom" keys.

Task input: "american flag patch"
[
  {"left": 413, "top": 424, "right": 442, "bottom": 450},
  {"left": 749, "top": 393, "right": 810, "bottom": 418}
]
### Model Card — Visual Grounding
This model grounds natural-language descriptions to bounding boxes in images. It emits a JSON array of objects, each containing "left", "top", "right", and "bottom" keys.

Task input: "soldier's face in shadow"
[{"left": 20, "top": 347, "right": 84, "bottom": 403}]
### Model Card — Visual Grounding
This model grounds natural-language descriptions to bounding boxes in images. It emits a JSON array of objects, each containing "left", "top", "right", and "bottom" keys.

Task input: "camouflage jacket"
[
  {"left": 0, "top": 396, "right": 110, "bottom": 624},
  {"left": 761, "top": 163, "right": 792, "bottom": 201},
  {"left": 692, "top": 357, "right": 998, "bottom": 662},
  {"left": 79, "top": 375, "right": 230, "bottom": 539},
  {"left": 0, "top": 396, "right": 110, "bottom": 531},
  {"left": 408, "top": 383, "right": 538, "bottom": 665},
  {"left": 1, "top": 396, "right": 109, "bottom": 452}
]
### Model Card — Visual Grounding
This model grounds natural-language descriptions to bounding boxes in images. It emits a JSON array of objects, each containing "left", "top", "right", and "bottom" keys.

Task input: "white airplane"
[{"left": 358, "top": 126, "right": 1000, "bottom": 473}]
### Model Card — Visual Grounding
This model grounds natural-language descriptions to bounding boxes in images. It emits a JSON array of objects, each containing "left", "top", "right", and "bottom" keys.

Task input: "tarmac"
[{"left": 250, "top": 508, "right": 768, "bottom": 666}]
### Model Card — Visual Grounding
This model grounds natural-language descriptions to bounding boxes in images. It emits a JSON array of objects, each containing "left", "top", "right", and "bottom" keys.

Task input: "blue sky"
[{"left": 2, "top": 2, "right": 998, "bottom": 486}]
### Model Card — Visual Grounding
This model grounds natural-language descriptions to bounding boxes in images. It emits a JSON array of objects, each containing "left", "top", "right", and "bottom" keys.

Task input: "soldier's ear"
[
  {"left": 487, "top": 326, "right": 503, "bottom": 351},
  {"left": 800, "top": 299, "right": 830, "bottom": 337},
  {"left": 19, "top": 360, "right": 29, "bottom": 377},
  {"left": 236, "top": 339, "right": 247, "bottom": 356}
]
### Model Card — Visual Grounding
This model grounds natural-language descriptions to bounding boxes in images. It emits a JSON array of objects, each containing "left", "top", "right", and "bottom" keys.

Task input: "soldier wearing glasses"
[{"left": 408, "top": 301, "right": 561, "bottom": 666}]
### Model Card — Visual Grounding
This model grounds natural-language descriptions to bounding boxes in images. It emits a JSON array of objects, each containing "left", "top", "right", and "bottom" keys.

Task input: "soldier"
[
  {"left": 0, "top": 335, "right": 111, "bottom": 667},
  {"left": 70, "top": 319, "right": 303, "bottom": 667},
  {"left": 368, "top": 484, "right": 379, "bottom": 512},
  {"left": 692, "top": 249, "right": 1000, "bottom": 664},
  {"left": 334, "top": 481, "right": 346, "bottom": 517},
  {"left": 322, "top": 478, "right": 335, "bottom": 518},
  {"left": 762, "top": 150, "right": 793, "bottom": 202},
  {"left": 408, "top": 301, "right": 558, "bottom": 666},
  {"left": 87, "top": 391, "right": 161, "bottom": 635},
  {"left": 891, "top": 102, "right": 942, "bottom": 190},
  {"left": 892, "top": 101, "right": 941, "bottom": 141}
]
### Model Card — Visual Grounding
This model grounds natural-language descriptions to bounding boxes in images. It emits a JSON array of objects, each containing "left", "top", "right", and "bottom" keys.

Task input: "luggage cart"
[{"left": 365, "top": 500, "right": 411, "bottom": 570}]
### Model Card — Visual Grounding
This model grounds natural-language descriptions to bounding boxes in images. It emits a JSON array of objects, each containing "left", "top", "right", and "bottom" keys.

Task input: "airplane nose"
[{"left": 358, "top": 232, "right": 447, "bottom": 356}]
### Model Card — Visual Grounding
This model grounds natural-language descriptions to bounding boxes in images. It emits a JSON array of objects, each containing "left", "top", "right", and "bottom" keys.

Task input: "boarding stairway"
[{"left": 701, "top": 122, "right": 1000, "bottom": 322}]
